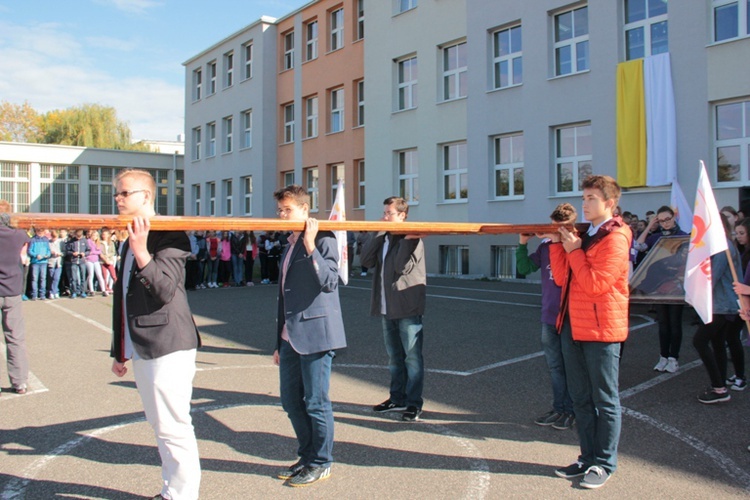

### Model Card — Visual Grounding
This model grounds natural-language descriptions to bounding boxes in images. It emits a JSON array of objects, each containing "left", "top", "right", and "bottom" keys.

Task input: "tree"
[
  {"left": 0, "top": 101, "right": 43, "bottom": 143},
  {"left": 41, "top": 103, "right": 148, "bottom": 150}
]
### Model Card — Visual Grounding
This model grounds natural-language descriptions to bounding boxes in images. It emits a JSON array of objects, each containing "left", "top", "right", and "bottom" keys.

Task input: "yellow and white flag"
[{"left": 328, "top": 179, "right": 348, "bottom": 285}]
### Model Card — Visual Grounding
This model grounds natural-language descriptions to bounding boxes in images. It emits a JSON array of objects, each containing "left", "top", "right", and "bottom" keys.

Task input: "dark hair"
[
  {"left": 383, "top": 196, "right": 409, "bottom": 216},
  {"left": 656, "top": 205, "right": 674, "bottom": 217},
  {"left": 550, "top": 203, "right": 577, "bottom": 224},
  {"left": 738, "top": 218, "right": 750, "bottom": 233},
  {"left": 720, "top": 212, "right": 732, "bottom": 239},
  {"left": 581, "top": 175, "right": 621, "bottom": 205},
  {"left": 274, "top": 184, "right": 310, "bottom": 206},
  {"left": 721, "top": 206, "right": 738, "bottom": 217}
]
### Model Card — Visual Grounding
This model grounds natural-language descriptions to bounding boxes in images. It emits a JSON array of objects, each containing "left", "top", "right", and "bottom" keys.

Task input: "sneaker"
[
  {"left": 261, "top": 279, "right": 270, "bottom": 285},
  {"left": 80, "top": 293, "right": 87, "bottom": 298},
  {"left": 653, "top": 356, "right": 668, "bottom": 371},
  {"left": 727, "top": 375, "right": 737, "bottom": 385},
  {"left": 730, "top": 378, "right": 747, "bottom": 391},
  {"left": 277, "top": 460, "right": 306, "bottom": 480},
  {"left": 288, "top": 465, "right": 330, "bottom": 487},
  {"left": 555, "top": 461, "right": 587, "bottom": 479},
  {"left": 246, "top": 282, "right": 254, "bottom": 287},
  {"left": 552, "top": 413, "right": 575, "bottom": 430},
  {"left": 698, "top": 388, "right": 731, "bottom": 404},
  {"left": 373, "top": 399, "right": 407, "bottom": 413},
  {"left": 580, "top": 465, "right": 610, "bottom": 489},
  {"left": 665, "top": 357, "right": 679, "bottom": 373},
  {"left": 70, "top": 293, "right": 77, "bottom": 299},
  {"left": 534, "top": 410, "right": 563, "bottom": 426},
  {"left": 360, "top": 271, "right": 367, "bottom": 277},
  {"left": 402, "top": 406, "right": 422, "bottom": 421}
]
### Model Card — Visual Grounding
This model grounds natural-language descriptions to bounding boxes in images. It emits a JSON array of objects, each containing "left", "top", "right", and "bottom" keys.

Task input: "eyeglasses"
[
  {"left": 657, "top": 216, "right": 673, "bottom": 223},
  {"left": 113, "top": 189, "right": 146, "bottom": 199},
  {"left": 276, "top": 208, "right": 294, "bottom": 216},
  {"left": 383, "top": 211, "right": 400, "bottom": 217}
]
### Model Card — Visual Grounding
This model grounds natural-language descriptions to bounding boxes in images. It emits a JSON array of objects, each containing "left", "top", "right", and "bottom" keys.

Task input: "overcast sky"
[{"left": 0, "top": 0, "right": 302, "bottom": 141}]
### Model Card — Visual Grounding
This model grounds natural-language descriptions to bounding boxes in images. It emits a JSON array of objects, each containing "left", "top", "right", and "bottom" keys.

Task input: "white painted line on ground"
[
  {"left": 45, "top": 300, "right": 111, "bottom": 333},
  {"left": 0, "top": 346, "right": 48, "bottom": 400},
  {"left": 620, "top": 359, "right": 703, "bottom": 400},
  {"left": 346, "top": 285, "right": 540, "bottom": 308}
]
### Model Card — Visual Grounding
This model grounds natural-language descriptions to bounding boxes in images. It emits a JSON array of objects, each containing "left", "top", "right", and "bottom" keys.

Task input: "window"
[
  {"left": 555, "top": 123, "right": 593, "bottom": 194},
  {"left": 222, "top": 116, "right": 233, "bottom": 153},
  {"left": 192, "top": 127, "right": 201, "bottom": 160},
  {"left": 145, "top": 168, "right": 169, "bottom": 216},
  {"left": 241, "top": 109, "right": 253, "bottom": 149},
  {"left": 284, "top": 31, "right": 295, "bottom": 70},
  {"left": 224, "top": 179, "right": 233, "bottom": 216},
  {"left": 284, "top": 104, "right": 295, "bottom": 143},
  {"left": 284, "top": 171, "right": 295, "bottom": 186},
  {"left": 491, "top": 245, "right": 516, "bottom": 278},
  {"left": 242, "top": 41, "right": 253, "bottom": 79},
  {"left": 208, "top": 182, "right": 216, "bottom": 216},
  {"left": 0, "top": 162, "right": 30, "bottom": 213},
  {"left": 306, "top": 167, "right": 319, "bottom": 211},
  {"left": 39, "top": 164, "right": 79, "bottom": 213},
  {"left": 713, "top": 0, "right": 750, "bottom": 42},
  {"left": 223, "top": 51, "right": 234, "bottom": 88},
  {"left": 397, "top": 56, "right": 418, "bottom": 110},
  {"left": 442, "top": 142, "right": 468, "bottom": 201},
  {"left": 193, "top": 184, "right": 201, "bottom": 216},
  {"left": 357, "top": 159, "right": 366, "bottom": 207},
  {"left": 192, "top": 68, "right": 202, "bottom": 101},
  {"left": 494, "top": 133, "right": 525, "bottom": 198},
  {"left": 397, "top": 149, "right": 419, "bottom": 203},
  {"left": 306, "top": 96, "right": 319, "bottom": 138},
  {"left": 443, "top": 41, "right": 467, "bottom": 101},
  {"left": 493, "top": 25, "right": 522, "bottom": 89},
  {"left": 306, "top": 20, "right": 318, "bottom": 61},
  {"left": 625, "top": 0, "right": 668, "bottom": 60},
  {"left": 554, "top": 6, "right": 589, "bottom": 76},
  {"left": 330, "top": 164, "right": 345, "bottom": 204},
  {"left": 330, "top": 8, "right": 344, "bottom": 51},
  {"left": 330, "top": 88, "right": 344, "bottom": 133},
  {"left": 715, "top": 99, "right": 750, "bottom": 184},
  {"left": 440, "top": 245, "right": 469, "bottom": 275},
  {"left": 356, "top": 0, "right": 365, "bottom": 40},
  {"left": 208, "top": 61, "right": 217, "bottom": 94},
  {"left": 397, "top": 0, "right": 417, "bottom": 14},
  {"left": 175, "top": 170, "right": 184, "bottom": 216},
  {"left": 242, "top": 176, "right": 253, "bottom": 215},
  {"left": 207, "top": 122, "right": 216, "bottom": 157},
  {"left": 357, "top": 80, "right": 365, "bottom": 126},
  {"left": 88, "top": 166, "right": 119, "bottom": 215}
]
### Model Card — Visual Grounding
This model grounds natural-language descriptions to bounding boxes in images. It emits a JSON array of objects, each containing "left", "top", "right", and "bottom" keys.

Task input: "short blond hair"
[{"left": 115, "top": 169, "right": 156, "bottom": 199}]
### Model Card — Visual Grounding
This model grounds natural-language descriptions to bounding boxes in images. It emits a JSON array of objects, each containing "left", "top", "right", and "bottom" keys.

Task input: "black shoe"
[
  {"left": 534, "top": 410, "right": 562, "bottom": 426},
  {"left": 277, "top": 460, "right": 306, "bottom": 480},
  {"left": 555, "top": 461, "right": 587, "bottom": 479},
  {"left": 288, "top": 465, "right": 331, "bottom": 487},
  {"left": 373, "top": 399, "right": 407, "bottom": 413},
  {"left": 551, "top": 413, "right": 575, "bottom": 430},
  {"left": 698, "top": 388, "right": 731, "bottom": 404},
  {"left": 402, "top": 406, "right": 422, "bottom": 421}
]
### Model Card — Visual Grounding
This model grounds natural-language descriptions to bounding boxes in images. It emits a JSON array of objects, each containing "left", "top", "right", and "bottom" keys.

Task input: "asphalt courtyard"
[{"left": 1, "top": 274, "right": 749, "bottom": 499}]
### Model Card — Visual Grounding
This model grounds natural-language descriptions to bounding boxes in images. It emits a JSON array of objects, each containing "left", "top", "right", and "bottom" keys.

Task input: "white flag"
[
  {"left": 670, "top": 178, "right": 693, "bottom": 232},
  {"left": 684, "top": 161, "right": 728, "bottom": 324},
  {"left": 328, "top": 180, "right": 348, "bottom": 285}
]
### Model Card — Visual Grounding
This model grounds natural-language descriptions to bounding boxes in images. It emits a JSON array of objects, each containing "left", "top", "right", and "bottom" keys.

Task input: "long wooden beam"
[{"left": 9, "top": 213, "right": 586, "bottom": 235}]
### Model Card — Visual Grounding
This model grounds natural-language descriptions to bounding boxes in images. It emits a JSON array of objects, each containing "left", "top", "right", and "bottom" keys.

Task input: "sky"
[{"left": 0, "top": 0, "right": 305, "bottom": 142}]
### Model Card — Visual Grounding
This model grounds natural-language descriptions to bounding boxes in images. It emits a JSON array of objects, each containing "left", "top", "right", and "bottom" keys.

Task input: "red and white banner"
[
  {"left": 328, "top": 179, "right": 348, "bottom": 285},
  {"left": 684, "top": 161, "right": 728, "bottom": 324}
]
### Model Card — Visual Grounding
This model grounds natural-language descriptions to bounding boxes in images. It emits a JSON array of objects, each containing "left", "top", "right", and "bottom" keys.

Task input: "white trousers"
[{"left": 133, "top": 349, "right": 201, "bottom": 500}]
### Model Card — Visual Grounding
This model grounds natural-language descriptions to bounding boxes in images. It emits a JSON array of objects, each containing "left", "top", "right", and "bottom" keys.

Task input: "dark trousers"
[
  {"left": 657, "top": 304, "right": 684, "bottom": 359},
  {"left": 693, "top": 315, "right": 733, "bottom": 388}
]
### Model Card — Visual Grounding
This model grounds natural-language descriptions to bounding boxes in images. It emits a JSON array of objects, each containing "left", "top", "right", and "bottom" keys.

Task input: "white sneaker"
[
  {"left": 665, "top": 357, "right": 679, "bottom": 373},
  {"left": 654, "top": 357, "right": 668, "bottom": 372},
  {"left": 360, "top": 272, "right": 367, "bottom": 277}
]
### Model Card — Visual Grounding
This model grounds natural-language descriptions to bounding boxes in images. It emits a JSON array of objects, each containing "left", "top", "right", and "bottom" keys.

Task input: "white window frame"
[
  {"left": 242, "top": 41, "right": 253, "bottom": 80},
  {"left": 330, "top": 8, "right": 344, "bottom": 51},
  {"left": 357, "top": 159, "right": 366, "bottom": 208},
  {"left": 193, "top": 184, "right": 201, "bottom": 216},
  {"left": 284, "top": 31, "right": 295, "bottom": 70},
  {"left": 624, "top": 0, "right": 668, "bottom": 60},
  {"left": 224, "top": 179, "right": 233, "bottom": 216},
  {"left": 442, "top": 41, "right": 467, "bottom": 101},
  {"left": 241, "top": 109, "right": 253, "bottom": 149},
  {"left": 397, "top": 149, "right": 419, "bottom": 203},
  {"left": 492, "top": 24, "right": 523, "bottom": 90},
  {"left": 207, "top": 122, "right": 216, "bottom": 157},
  {"left": 222, "top": 116, "right": 233, "bottom": 153},
  {"left": 439, "top": 245, "right": 470, "bottom": 276},
  {"left": 242, "top": 175, "right": 253, "bottom": 215},
  {"left": 192, "top": 127, "right": 202, "bottom": 160},
  {"left": 306, "top": 20, "right": 318, "bottom": 61},
  {"left": 553, "top": 6, "right": 589, "bottom": 76},
  {"left": 713, "top": 0, "right": 750, "bottom": 42},
  {"left": 208, "top": 182, "right": 216, "bottom": 216},
  {"left": 223, "top": 50, "right": 234, "bottom": 88},
  {"left": 192, "top": 68, "right": 202, "bottom": 101},
  {"left": 306, "top": 96, "right": 319, "bottom": 138},
  {"left": 715, "top": 98, "right": 750, "bottom": 185},
  {"left": 330, "top": 163, "right": 345, "bottom": 204},
  {"left": 493, "top": 132, "right": 525, "bottom": 199},
  {"left": 397, "top": 55, "right": 418, "bottom": 111},
  {"left": 357, "top": 80, "right": 365, "bottom": 127},
  {"left": 208, "top": 60, "right": 217, "bottom": 94},
  {"left": 396, "top": 0, "right": 417, "bottom": 14},
  {"left": 330, "top": 88, "right": 344, "bottom": 133},
  {"left": 284, "top": 104, "right": 295, "bottom": 143},
  {"left": 442, "top": 141, "right": 468, "bottom": 202},
  {"left": 357, "top": 0, "right": 365, "bottom": 40},
  {"left": 306, "top": 167, "right": 319, "bottom": 212},
  {"left": 555, "top": 123, "right": 593, "bottom": 195}
]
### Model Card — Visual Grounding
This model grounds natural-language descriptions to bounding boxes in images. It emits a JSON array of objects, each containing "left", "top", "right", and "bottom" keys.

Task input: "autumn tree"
[{"left": 0, "top": 101, "right": 43, "bottom": 142}]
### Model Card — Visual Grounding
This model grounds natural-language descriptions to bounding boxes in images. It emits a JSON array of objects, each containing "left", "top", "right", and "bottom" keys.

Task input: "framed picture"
[{"left": 629, "top": 235, "right": 689, "bottom": 304}]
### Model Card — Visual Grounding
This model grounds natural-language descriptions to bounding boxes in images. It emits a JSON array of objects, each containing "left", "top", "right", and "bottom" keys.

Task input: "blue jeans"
[
  {"left": 541, "top": 322, "right": 574, "bottom": 415},
  {"left": 30, "top": 263, "right": 47, "bottom": 299},
  {"left": 231, "top": 254, "right": 244, "bottom": 284},
  {"left": 48, "top": 266, "right": 62, "bottom": 296},
  {"left": 560, "top": 319, "right": 622, "bottom": 474},
  {"left": 382, "top": 315, "right": 424, "bottom": 409},
  {"left": 279, "top": 341, "right": 335, "bottom": 467},
  {"left": 207, "top": 259, "right": 219, "bottom": 283},
  {"left": 66, "top": 262, "right": 86, "bottom": 295}
]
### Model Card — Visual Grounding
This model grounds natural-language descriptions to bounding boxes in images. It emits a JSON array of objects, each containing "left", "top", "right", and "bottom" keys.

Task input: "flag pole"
[{"left": 725, "top": 248, "right": 750, "bottom": 331}]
